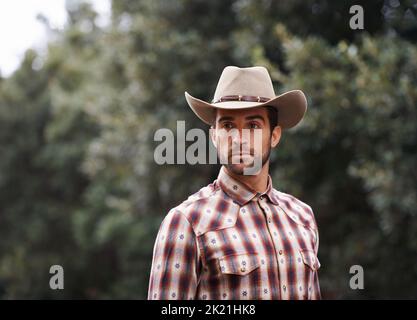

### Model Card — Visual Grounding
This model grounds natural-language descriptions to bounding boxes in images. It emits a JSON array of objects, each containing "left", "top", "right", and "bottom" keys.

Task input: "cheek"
[
  {"left": 216, "top": 133, "right": 228, "bottom": 144},
  {"left": 215, "top": 135, "right": 230, "bottom": 155},
  {"left": 251, "top": 129, "right": 270, "bottom": 154},
  {"left": 263, "top": 137, "right": 271, "bottom": 154}
]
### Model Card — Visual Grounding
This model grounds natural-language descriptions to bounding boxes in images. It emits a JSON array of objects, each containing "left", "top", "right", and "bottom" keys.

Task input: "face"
[{"left": 211, "top": 106, "right": 281, "bottom": 175}]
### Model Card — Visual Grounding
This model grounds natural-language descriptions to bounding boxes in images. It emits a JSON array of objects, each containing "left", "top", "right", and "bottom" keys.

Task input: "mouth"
[
  {"left": 229, "top": 153, "right": 254, "bottom": 165},
  {"left": 228, "top": 150, "right": 254, "bottom": 156},
  {"left": 230, "top": 153, "right": 253, "bottom": 158}
]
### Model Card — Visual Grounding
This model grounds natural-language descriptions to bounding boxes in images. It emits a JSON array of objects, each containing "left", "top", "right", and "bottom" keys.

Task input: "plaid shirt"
[{"left": 148, "top": 167, "right": 321, "bottom": 300}]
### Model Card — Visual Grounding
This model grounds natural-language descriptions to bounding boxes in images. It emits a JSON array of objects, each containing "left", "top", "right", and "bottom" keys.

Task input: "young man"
[{"left": 148, "top": 66, "right": 321, "bottom": 300}]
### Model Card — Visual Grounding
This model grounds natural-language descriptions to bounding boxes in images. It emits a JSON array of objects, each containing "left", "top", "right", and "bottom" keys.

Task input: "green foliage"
[{"left": 0, "top": 0, "right": 416, "bottom": 299}]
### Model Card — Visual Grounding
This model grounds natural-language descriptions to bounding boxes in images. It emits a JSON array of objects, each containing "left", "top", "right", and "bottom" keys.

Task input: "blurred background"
[{"left": 0, "top": 0, "right": 416, "bottom": 299}]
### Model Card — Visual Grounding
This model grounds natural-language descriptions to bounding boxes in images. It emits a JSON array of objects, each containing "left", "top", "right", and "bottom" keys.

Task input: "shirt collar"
[{"left": 217, "top": 166, "right": 279, "bottom": 206}]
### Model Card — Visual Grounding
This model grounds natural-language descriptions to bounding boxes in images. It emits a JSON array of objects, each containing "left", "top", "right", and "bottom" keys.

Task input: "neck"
[{"left": 224, "top": 162, "right": 270, "bottom": 193}]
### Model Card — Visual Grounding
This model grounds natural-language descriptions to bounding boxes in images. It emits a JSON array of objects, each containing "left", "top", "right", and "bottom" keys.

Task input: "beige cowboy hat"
[{"left": 185, "top": 66, "right": 307, "bottom": 129}]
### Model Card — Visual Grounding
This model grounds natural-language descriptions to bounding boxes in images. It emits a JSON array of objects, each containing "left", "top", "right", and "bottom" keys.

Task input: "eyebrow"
[
  {"left": 245, "top": 115, "right": 265, "bottom": 123},
  {"left": 217, "top": 116, "right": 234, "bottom": 123},
  {"left": 217, "top": 115, "right": 266, "bottom": 123}
]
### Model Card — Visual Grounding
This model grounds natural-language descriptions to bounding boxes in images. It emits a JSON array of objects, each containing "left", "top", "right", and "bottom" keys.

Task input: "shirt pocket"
[
  {"left": 218, "top": 253, "right": 260, "bottom": 276},
  {"left": 299, "top": 249, "right": 321, "bottom": 272}
]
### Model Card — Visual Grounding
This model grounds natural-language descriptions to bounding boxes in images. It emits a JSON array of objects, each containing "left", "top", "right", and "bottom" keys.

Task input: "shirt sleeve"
[
  {"left": 147, "top": 209, "right": 201, "bottom": 300},
  {"left": 312, "top": 211, "right": 322, "bottom": 300},
  {"left": 311, "top": 270, "right": 322, "bottom": 300}
]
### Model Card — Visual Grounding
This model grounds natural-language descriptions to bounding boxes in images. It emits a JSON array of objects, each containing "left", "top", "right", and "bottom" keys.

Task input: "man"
[{"left": 148, "top": 66, "right": 321, "bottom": 300}]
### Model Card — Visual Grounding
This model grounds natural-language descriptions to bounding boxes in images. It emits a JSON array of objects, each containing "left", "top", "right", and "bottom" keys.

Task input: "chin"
[{"left": 225, "top": 161, "right": 259, "bottom": 176}]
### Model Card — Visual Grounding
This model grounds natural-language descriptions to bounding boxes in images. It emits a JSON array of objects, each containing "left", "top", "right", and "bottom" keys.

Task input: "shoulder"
[
  {"left": 161, "top": 182, "right": 220, "bottom": 226},
  {"left": 273, "top": 189, "right": 318, "bottom": 230},
  {"left": 163, "top": 181, "right": 238, "bottom": 236}
]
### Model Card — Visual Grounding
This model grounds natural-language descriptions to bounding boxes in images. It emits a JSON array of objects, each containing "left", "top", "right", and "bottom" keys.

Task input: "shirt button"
[
  {"left": 268, "top": 218, "right": 272, "bottom": 223},
  {"left": 240, "top": 267, "right": 246, "bottom": 272},
  {"left": 279, "top": 250, "right": 283, "bottom": 255},
  {"left": 259, "top": 195, "right": 264, "bottom": 200}
]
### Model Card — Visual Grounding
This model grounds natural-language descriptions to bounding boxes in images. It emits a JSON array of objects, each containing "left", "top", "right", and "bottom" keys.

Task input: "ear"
[
  {"left": 209, "top": 125, "right": 217, "bottom": 148},
  {"left": 270, "top": 125, "right": 281, "bottom": 148}
]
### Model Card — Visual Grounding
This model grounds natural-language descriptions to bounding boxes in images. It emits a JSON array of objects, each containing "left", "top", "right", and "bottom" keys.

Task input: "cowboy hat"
[{"left": 185, "top": 66, "right": 307, "bottom": 129}]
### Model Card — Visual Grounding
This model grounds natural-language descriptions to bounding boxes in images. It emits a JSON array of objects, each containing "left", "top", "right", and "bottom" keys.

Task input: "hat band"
[{"left": 212, "top": 95, "right": 270, "bottom": 104}]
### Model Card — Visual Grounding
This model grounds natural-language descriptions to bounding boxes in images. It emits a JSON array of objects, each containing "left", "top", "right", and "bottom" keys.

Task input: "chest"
[{"left": 197, "top": 201, "right": 317, "bottom": 267}]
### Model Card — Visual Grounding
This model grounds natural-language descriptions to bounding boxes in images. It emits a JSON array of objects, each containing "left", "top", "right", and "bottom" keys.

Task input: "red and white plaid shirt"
[{"left": 148, "top": 167, "right": 321, "bottom": 300}]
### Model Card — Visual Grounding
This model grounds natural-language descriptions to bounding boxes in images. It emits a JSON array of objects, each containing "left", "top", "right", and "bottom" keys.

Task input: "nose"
[{"left": 230, "top": 129, "right": 250, "bottom": 148}]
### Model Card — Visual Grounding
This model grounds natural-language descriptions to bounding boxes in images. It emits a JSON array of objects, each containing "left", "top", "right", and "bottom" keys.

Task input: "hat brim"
[{"left": 185, "top": 90, "right": 307, "bottom": 129}]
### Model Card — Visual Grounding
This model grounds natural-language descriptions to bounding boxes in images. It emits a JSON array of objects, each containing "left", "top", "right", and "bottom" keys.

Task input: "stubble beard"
[{"left": 222, "top": 142, "right": 271, "bottom": 176}]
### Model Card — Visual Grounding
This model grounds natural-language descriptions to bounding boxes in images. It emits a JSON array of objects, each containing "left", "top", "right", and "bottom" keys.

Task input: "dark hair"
[{"left": 265, "top": 106, "right": 278, "bottom": 133}]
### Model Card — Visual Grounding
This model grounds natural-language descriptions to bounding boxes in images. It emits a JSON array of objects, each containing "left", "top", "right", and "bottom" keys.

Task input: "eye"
[
  {"left": 249, "top": 122, "right": 261, "bottom": 129},
  {"left": 223, "top": 122, "right": 234, "bottom": 129}
]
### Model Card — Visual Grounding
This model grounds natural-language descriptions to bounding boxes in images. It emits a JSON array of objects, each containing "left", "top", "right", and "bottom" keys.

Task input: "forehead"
[{"left": 215, "top": 106, "right": 268, "bottom": 121}]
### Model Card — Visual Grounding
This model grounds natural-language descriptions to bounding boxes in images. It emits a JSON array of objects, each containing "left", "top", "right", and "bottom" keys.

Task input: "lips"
[
  {"left": 230, "top": 153, "right": 254, "bottom": 163},
  {"left": 228, "top": 149, "right": 254, "bottom": 156},
  {"left": 229, "top": 153, "right": 253, "bottom": 158}
]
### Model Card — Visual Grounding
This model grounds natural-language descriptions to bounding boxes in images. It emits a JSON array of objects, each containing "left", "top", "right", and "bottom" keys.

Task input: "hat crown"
[{"left": 213, "top": 66, "right": 276, "bottom": 101}]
